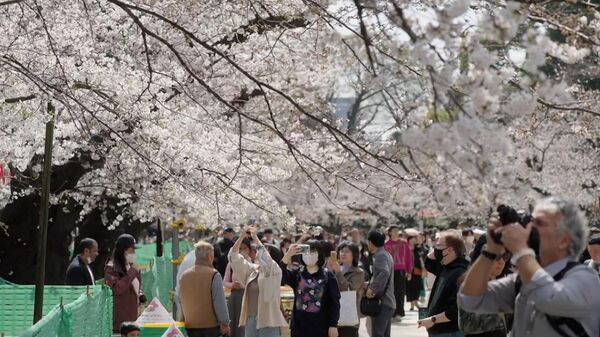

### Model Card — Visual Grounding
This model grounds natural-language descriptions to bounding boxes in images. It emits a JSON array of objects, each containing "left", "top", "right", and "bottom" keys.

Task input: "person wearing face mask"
[
  {"left": 228, "top": 227, "right": 288, "bottom": 337},
  {"left": 224, "top": 238, "right": 255, "bottom": 337},
  {"left": 282, "top": 240, "right": 341, "bottom": 337},
  {"left": 418, "top": 231, "right": 468, "bottom": 337},
  {"left": 105, "top": 234, "right": 145, "bottom": 332},
  {"left": 65, "top": 237, "right": 99, "bottom": 285}
]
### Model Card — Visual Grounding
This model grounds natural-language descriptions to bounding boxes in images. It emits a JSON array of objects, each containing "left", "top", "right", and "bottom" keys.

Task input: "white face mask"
[
  {"left": 126, "top": 253, "right": 136, "bottom": 264},
  {"left": 302, "top": 253, "right": 319, "bottom": 266}
]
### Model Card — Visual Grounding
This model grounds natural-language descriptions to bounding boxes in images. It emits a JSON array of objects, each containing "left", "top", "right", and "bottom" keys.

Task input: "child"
[
  {"left": 120, "top": 322, "right": 140, "bottom": 337},
  {"left": 282, "top": 240, "right": 341, "bottom": 337}
]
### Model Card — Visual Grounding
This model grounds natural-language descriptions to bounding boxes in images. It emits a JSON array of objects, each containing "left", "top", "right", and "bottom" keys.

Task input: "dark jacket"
[
  {"left": 214, "top": 238, "right": 234, "bottom": 276},
  {"left": 425, "top": 256, "right": 469, "bottom": 334},
  {"left": 284, "top": 267, "right": 341, "bottom": 337},
  {"left": 65, "top": 256, "right": 95, "bottom": 285},
  {"left": 104, "top": 261, "right": 142, "bottom": 331}
]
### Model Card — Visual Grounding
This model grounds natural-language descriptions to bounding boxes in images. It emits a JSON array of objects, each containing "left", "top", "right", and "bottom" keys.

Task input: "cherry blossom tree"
[{"left": 0, "top": 0, "right": 598, "bottom": 282}]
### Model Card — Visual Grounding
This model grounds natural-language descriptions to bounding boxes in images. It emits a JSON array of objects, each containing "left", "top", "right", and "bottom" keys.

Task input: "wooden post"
[
  {"left": 156, "top": 219, "right": 163, "bottom": 257},
  {"left": 86, "top": 285, "right": 90, "bottom": 297},
  {"left": 171, "top": 225, "right": 179, "bottom": 319},
  {"left": 33, "top": 115, "right": 55, "bottom": 324}
]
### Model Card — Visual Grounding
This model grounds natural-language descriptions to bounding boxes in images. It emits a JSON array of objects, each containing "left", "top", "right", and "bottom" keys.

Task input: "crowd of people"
[{"left": 64, "top": 196, "right": 600, "bottom": 337}]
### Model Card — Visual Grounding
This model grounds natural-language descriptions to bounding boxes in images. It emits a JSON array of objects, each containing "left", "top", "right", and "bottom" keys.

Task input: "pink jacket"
[{"left": 384, "top": 239, "right": 413, "bottom": 272}]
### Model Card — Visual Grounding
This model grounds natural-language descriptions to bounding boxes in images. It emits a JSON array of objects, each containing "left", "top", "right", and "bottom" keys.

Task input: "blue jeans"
[
  {"left": 429, "top": 332, "right": 465, "bottom": 337},
  {"left": 245, "top": 316, "right": 280, "bottom": 337}
]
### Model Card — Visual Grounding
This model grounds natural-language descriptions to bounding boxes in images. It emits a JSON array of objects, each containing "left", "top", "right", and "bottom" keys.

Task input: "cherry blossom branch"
[
  {"left": 0, "top": 0, "right": 22, "bottom": 6},
  {"left": 107, "top": 0, "right": 412, "bottom": 180},
  {"left": 352, "top": 0, "right": 378, "bottom": 74},
  {"left": 4, "top": 94, "right": 36, "bottom": 103},
  {"left": 212, "top": 15, "right": 309, "bottom": 48}
]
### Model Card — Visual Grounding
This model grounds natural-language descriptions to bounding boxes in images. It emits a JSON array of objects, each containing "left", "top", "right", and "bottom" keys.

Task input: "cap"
[
  {"left": 120, "top": 322, "right": 140, "bottom": 335},
  {"left": 223, "top": 227, "right": 235, "bottom": 233},
  {"left": 589, "top": 234, "right": 600, "bottom": 245},
  {"left": 116, "top": 234, "right": 139, "bottom": 250}
]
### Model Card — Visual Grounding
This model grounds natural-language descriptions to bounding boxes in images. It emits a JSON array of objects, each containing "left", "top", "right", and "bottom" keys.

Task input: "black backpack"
[{"left": 514, "top": 262, "right": 590, "bottom": 337}]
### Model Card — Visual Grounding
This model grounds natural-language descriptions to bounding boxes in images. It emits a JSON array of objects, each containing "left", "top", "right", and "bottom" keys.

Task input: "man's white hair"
[
  {"left": 535, "top": 196, "right": 589, "bottom": 258},
  {"left": 194, "top": 241, "right": 214, "bottom": 263}
]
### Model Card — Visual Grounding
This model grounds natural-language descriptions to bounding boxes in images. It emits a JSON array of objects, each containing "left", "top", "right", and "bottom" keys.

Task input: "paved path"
[{"left": 358, "top": 303, "right": 427, "bottom": 337}]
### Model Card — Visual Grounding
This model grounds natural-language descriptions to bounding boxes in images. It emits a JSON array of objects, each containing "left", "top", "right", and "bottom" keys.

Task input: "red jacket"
[
  {"left": 384, "top": 239, "right": 413, "bottom": 272},
  {"left": 104, "top": 261, "right": 142, "bottom": 331}
]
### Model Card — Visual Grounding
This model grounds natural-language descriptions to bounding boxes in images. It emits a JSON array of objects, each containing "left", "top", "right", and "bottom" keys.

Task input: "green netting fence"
[
  {"left": 138, "top": 240, "right": 194, "bottom": 309},
  {"left": 141, "top": 256, "right": 173, "bottom": 309},
  {"left": 0, "top": 284, "right": 90, "bottom": 335},
  {"left": 0, "top": 285, "right": 112, "bottom": 337},
  {"left": 136, "top": 241, "right": 193, "bottom": 269}
]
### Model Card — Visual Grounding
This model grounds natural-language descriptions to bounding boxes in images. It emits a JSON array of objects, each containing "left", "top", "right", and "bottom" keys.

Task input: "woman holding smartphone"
[
  {"left": 282, "top": 240, "right": 341, "bottom": 337},
  {"left": 327, "top": 242, "right": 365, "bottom": 337},
  {"left": 224, "top": 237, "right": 255, "bottom": 337},
  {"left": 104, "top": 234, "right": 146, "bottom": 331},
  {"left": 228, "top": 227, "right": 288, "bottom": 337}
]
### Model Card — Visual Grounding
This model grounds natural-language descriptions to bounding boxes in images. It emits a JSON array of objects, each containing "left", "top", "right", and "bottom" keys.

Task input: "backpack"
[{"left": 514, "top": 262, "right": 589, "bottom": 337}]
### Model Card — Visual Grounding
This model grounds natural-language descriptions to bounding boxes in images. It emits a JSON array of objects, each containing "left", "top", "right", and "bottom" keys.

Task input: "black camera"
[{"left": 491, "top": 205, "right": 537, "bottom": 247}]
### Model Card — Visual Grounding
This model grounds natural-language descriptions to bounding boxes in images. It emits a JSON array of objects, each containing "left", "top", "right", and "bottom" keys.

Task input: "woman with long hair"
[
  {"left": 104, "top": 234, "right": 145, "bottom": 332},
  {"left": 406, "top": 234, "right": 425, "bottom": 311}
]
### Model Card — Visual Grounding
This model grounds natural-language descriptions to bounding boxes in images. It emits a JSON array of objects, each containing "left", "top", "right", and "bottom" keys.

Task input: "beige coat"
[{"left": 228, "top": 245, "right": 288, "bottom": 329}]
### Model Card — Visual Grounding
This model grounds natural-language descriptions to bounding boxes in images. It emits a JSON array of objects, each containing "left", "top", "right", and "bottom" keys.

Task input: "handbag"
[
  {"left": 360, "top": 269, "right": 392, "bottom": 317},
  {"left": 338, "top": 290, "right": 359, "bottom": 326}
]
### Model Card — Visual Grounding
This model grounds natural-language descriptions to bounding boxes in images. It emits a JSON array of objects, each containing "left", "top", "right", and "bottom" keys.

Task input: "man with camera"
[{"left": 459, "top": 197, "right": 600, "bottom": 337}]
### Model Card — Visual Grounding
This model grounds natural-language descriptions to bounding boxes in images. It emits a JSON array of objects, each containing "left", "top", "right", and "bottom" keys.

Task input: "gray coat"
[{"left": 368, "top": 247, "right": 396, "bottom": 310}]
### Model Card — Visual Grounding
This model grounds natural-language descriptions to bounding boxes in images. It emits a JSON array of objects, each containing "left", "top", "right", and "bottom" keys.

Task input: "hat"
[
  {"left": 589, "top": 234, "right": 600, "bottom": 245},
  {"left": 472, "top": 228, "right": 487, "bottom": 236},
  {"left": 404, "top": 228, "right": 420, "bottom": 237},
  {"left": 120, "top": 322, "right": 140, "bottom": 335},
  {"left": 116, "top": 234, "right": 139, "bottom": 250},
  {"left": 223, "top": 227, "right": 235, "bottom": 233}
]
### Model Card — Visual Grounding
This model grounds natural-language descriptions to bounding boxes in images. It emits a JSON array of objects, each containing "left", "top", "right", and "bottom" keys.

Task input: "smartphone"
[{"left": 297, "top": 244, "right": 310, "bottom": 255}]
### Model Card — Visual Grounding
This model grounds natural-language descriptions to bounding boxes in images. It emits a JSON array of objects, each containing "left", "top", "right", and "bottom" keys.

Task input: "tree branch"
[{"left": 212, "top": 15, "right": 309, "bottom": 48}]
